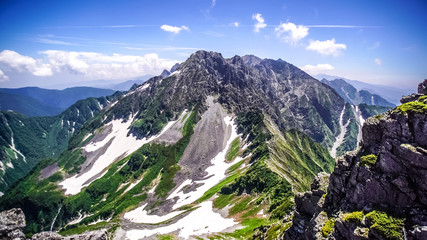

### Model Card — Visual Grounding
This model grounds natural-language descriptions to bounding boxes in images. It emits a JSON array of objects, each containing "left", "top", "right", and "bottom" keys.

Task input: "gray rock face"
[
  {"left": 0, "top": 208, "right": 26, "bottom": 240},
  {"left": 418, "top": 79, "right": 427, "bottom": 95},
  {"left": 285, "top": 172, "right": 330, "bottom": 239},
  {"left": 0, "top": 208, "right": 108, "bottom": 240},
  {"left": 285, "top": 86, "right": 427, "bottom": 239}
]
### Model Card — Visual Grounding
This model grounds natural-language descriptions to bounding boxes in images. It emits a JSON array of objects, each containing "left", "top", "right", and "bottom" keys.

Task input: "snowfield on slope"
[
  {"left": 125, "top": 201, "right": 241, "bottom": 239},
  {"left": 59, "top": 114, "right": 182, "bottom": 195},
  {"left": 122, "top": 99, "right": 243, "bottom": 238}
]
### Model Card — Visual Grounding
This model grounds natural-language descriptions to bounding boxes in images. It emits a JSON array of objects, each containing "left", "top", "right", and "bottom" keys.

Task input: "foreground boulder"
[{"left": 0, "top": 208, "right": 26, "bottom": 239}]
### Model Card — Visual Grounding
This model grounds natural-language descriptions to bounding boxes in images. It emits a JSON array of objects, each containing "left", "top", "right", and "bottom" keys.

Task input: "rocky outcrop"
[
  {"left": 285, "top": 81, "right": 427, "bottom": 239},
  {"left": 0, "top": 208, "right": 108, "bottom": 240},
  {"left": 0, "top": 208, "right": 26, "bottom": 240},
  {"left": 31, "top": 231, "right": 107, "bottom": 240}
]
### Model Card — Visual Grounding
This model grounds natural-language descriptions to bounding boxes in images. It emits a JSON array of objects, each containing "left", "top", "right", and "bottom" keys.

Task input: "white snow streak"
[
  {"left": 122, "top": 177, "right": 144, "bottom": 194},
  {"left": 4, "top": 118, "right": 26, "bottom": 163},
  {"left": 331, "top": 105, "right": 350, "bottom": 158},
  {"left": 82, "top": 133, "right": 93, "bottom": 142},
  {"left": 371, "top": 96, "right": 375, "bottom": 105}
]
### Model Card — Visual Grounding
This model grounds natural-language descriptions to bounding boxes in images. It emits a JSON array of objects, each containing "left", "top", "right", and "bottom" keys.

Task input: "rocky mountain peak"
[{"left": 241, "top": 55, "right": 262, "bottom": 66}]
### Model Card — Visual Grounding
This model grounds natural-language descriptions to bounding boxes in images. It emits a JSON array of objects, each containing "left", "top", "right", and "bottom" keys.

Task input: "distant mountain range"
[
  {"left": 0, "top": 87, "right": 115, "bottom": 116},
  {"left": 321, "top": 78, "right": 395, "bottom": 107},
  {"left": 315, "top": 74, "right": 412, "bottom": 105}
]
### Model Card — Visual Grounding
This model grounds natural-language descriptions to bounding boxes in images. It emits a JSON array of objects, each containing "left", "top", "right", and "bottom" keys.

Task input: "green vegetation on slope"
[
  {"left": 266, "top": 119, "right": 335, "bottom": 192},
  {"left": 0, "top": 107, "right": 198, "bottom": 234},
  {"left": 226, "top": 137, "right": 240, "bottom": 161}
]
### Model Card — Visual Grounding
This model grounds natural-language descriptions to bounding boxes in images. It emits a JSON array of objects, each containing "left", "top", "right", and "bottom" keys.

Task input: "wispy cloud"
[
  {"left": 160, "top": 25, "right": 190, "bottom": 34},
  {"left": 233, "top": 22, "right": 240, "bottom": 27},
  {"left": 35, "top": 37, "right": 79, "bottom": 46},
  {"left": 252, "top": 13, "right": 267, "bottom": 33},
  {"left": 306, "top": 38, "right": 347, "bottom": 56},
  {"left": 123, "top": 46, "right": 199, "bottom": 51},
  {"left": 301, "top": 63, "right": 334, "bottom": 74},
  {"left": 274, "top": 22, "right": 309, "bottom": 44},
  {"left": 44, "top": 25, "right": 158, "bottom": 29},
  {"left": 369, "top": 41, "right": 381, "bottom": 50},
  {"left": 306, "top": 25, "right": 382, "bottom": 28},
  {"left": 374, "top": 58, "right": 382, "bottom": 66}
]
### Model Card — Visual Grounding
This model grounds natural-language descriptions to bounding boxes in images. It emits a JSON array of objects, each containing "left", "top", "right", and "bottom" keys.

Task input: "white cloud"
[
  {"left": 274, "top": 22, "right": 309, "bottom": 44},
  {"left": 160, "top": 25, "right": 189, "bottom": 34},
  {"left": 233, "top": 22, "right": 239, "bottom": 27},
  {"left": 374, "top": 58, "right": 382, "bottom": 66},
  {"left": 252, "top": 13, "right": 267, "bottom": 33},
  {"left": 0, "top": 50, "right": 53, "bottom": 76},
  {"left": 306, "top": 38, "right": 347, "bottom": 56},
  {"left": 0, "top": 69, "right": 9, "bottom": 82},
  {"left": 211, "top": 0, "right": 216, "bottom": 7},
  {"left": 301, "top": 64, "right": 334, "bottom": 74},
  {"left": 0, "top": 50, "right": 177, "bottom": 80}
]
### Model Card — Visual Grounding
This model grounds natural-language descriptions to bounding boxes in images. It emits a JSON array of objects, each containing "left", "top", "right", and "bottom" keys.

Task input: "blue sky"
[{"left": 0, "top": 0, "right": 426, "bottom": 89}]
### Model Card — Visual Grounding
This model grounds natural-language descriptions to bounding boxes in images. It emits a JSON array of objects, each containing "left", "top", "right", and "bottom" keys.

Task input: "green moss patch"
[
  {"left": 360, "top": 154, "right": 377, "bottom": 166},
  {"left": 322, "top": 218, "right": 335, "bottom": 237},
  {"left": 343, "top": 211, "right": 364, "bottom": 224},
  {"left": 396, "top": 101, "right": 427, "bottom": 114},
  {"left": 366, "top": 211, "right": 405, "bottom": 240}
]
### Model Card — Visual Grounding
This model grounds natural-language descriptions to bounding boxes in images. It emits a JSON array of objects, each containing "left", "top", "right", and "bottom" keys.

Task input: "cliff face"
[{"left": 286, "top": 80, "right": 427, "bottom": 240}]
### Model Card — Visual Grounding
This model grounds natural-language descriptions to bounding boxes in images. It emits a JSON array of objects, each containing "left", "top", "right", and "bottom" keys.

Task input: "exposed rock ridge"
[{"left": 285, "top": 80, "right": 427, "bottom": 239}]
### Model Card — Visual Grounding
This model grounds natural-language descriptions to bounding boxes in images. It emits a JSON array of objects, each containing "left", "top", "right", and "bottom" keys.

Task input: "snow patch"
[
  {"left": 82, "top": 133, "right": 93, "bottom": 142},
  {"left": 6, "top": 162, "right": 13, "bottom": 169},
  {"left": 170, "top": 70, "right": 180, "bottom": 76},
  {"left": 136, "top": 83, "right": 150, "bottom": 92},
  {"left": 97, "top": 101, "right": 103, "bottom": 110},
  {"left": 66, "top": 213, "right": 93, "bottom": 226},
  {"left": 126, "top": 201, "right": 240, "bottom": 239},
  {"left": 59, "top": 114, "right": 181, "bottom": 195},
  {"left": 124, "top": 203, "right": 184, "bottom": 224},
  {"left": 123, "top": 177, "right": 144, "bottom": 194}
]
